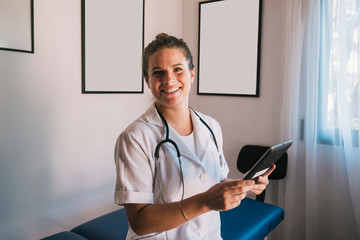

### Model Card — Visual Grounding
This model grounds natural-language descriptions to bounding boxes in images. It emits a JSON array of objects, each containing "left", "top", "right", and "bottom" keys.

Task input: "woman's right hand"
[{"left": 201, "top": 179, "right": 256, "bottom": 211}]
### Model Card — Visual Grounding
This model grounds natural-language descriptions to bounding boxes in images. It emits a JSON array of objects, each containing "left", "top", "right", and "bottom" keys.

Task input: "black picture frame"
[
  {"left": 0, "top": 0, "right": 34, "bottom": 53},
  {"left": 197, "top": 0, "right": 262, "bottom": 97},
  {"left": 81, "top": 0, "right": 144, "bottom": 94}
]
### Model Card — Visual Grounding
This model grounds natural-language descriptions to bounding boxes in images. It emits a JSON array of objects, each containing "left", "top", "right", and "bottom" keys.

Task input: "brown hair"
[{"left": 142, "top": 33, "right": 194, "bottom": 80}]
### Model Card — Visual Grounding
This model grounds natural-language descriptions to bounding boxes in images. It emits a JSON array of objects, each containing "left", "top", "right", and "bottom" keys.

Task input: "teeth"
[{"left": 164, "top": 87, "right": 179, "bottom": 93}]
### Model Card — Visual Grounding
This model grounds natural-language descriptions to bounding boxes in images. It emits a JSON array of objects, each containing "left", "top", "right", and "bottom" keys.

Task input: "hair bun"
[{"left": 156, "top": 33, "right": 170, "bottom": 40}]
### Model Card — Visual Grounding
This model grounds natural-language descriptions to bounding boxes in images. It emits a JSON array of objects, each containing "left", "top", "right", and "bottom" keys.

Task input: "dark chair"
[{"left": 237, "top": 145, "right": 288, "bottom": 202}]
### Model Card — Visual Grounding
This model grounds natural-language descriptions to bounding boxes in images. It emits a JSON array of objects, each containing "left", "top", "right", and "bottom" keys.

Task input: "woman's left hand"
[{"left": 250, "top": 164, "right": 276, "bottom": 195}]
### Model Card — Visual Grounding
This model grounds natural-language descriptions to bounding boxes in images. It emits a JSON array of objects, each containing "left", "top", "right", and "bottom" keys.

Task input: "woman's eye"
[
  {"left": 153, "top": 71, "right": 163, "bottom": 76},
  {"left": 174, "top": 68, "right": 182, "bottom": 72}
]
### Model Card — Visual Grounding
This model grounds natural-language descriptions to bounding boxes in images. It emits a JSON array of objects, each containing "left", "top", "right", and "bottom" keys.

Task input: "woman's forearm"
[
  {"left": 124, "top": 193, "right": 210, "bottom": 236},
  {"left": 124, "top": 179, "right": 257, "bottom": 236}
]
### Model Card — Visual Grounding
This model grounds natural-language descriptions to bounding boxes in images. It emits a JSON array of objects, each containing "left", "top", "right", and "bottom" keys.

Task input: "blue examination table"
[{"left": 41, "top": 197, "right": 284, "bottom": 240}]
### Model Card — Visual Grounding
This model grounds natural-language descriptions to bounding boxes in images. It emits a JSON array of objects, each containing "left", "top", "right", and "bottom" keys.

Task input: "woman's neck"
[{"left": 155, "top": 103, "right": 193, "bottom": 136}]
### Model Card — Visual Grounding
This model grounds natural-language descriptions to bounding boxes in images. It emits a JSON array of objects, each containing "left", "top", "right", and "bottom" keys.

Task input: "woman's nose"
[{"left": 163, "top": 71, "right": 176, "bottom": 84}]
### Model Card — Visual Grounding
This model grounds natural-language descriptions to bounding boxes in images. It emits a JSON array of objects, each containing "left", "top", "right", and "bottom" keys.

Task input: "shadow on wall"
[{"left": 0, "top": 64, "right": 53, "bottom": 239}]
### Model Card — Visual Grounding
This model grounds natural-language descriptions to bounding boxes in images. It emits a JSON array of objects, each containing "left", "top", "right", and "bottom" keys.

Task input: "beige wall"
[{"left": 0, "top": 0, "right": 284, "bottom": 239}]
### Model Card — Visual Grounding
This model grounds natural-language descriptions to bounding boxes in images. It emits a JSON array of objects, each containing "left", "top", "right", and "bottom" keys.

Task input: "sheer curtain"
[
  {"left": 268, "top": 0, "right": 360, "bottom": 239},
  {"left": 327, "top": 0, "right": 360, "bottom": 235}
]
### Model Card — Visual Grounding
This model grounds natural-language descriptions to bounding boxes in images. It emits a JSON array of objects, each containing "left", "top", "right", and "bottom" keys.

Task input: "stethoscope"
[{"left": 154, "top": 106, "right": 219, "bottom": 203}]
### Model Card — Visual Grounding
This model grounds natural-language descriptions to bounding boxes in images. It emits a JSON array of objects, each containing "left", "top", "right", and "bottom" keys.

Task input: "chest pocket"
[{"left": 211, "top": 150, "right": 226, "bottom": 182}]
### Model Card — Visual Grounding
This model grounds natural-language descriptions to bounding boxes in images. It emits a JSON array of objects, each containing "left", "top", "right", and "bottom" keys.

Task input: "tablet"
[{"left": 242, "top": 140, "right": 293, "bottom": 180}]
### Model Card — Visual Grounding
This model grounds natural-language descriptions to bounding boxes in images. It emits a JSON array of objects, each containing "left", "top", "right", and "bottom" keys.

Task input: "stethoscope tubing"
[
  {"left": 188, "top": 106, "right": 219, "bottom": 152},
  {"left": 154, "top": 106, "right": 219, "bottom": 203}
]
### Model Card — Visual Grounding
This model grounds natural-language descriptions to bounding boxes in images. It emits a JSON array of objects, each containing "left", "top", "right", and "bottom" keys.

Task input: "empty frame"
[
  {"left": 82, "top": 0, "right": 144, "bottom": 93},
  {"left": 198, "top": 0, "right": 262, "bottom": 97},
  {"left": 0, "top": 0, "right": 34, "bottom": 53}
]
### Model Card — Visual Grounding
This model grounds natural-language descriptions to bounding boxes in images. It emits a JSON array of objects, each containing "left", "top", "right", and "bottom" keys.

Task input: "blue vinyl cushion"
[
  {"left": 40, "top": 231, "right": 88, "bottom": 240},
  {"left": 70, "top": 209, "right": 128, "bottom": 240},
  {"left": 220, "top": 197, "right": 285, "bottom": 240},
  {"left": 43, "top": 199, "right": 283, "bottom": 240}
]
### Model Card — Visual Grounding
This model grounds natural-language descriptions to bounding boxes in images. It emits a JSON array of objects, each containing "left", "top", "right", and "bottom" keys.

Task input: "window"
[{"left": 318, "top": 0, "right": 359, "bottom": 147}]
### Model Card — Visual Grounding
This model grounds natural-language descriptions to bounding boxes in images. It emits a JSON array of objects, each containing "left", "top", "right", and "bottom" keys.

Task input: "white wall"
[
  {"left": 0, "top": 0, "right": 181, "bottom": 239},
  {"left": 0, "top": 0, "right": 282, "bottom": 239},
  {"left": 183, "top": 0, "right": 284, "bottom": 179}
]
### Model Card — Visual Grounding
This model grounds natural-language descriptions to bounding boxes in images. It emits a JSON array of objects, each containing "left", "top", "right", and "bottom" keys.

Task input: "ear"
[
  {"left": 145, "top": 78, "right": 150, "bottom": 88},
  {"left": 190, "top": 68, "right": 195, "bottom": 84}
]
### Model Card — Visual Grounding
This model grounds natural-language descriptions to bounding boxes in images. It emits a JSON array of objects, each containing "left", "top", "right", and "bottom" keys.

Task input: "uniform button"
[
  {"left": 200, "top": 173, "right": 207, "bottom": 180},
  {"left": 198, "top": 230, "right": 206, "bottom": 238}
]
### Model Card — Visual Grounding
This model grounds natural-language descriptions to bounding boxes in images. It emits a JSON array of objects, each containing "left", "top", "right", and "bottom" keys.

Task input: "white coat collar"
[
  {"left": 191, "top": 109, "right": 216, "bottom": 161},
  {"left": 142, "top": 103, "right": 217, "bottom": 164},
  {"left": 142, "top": 103, "right": 164, "bottom": 127}
]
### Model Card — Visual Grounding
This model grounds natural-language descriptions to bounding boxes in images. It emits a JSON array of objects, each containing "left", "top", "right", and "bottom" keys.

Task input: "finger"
[
  {"left": 262, "top": 164, "right": 276, "bottom": 177},
  {"left": 251, "top": 184, "right": 266, "bottom": 192},
  {"left": 227, "top": 179, "right": 255, "bottom": 188},
  {"left": 249, "top": 186, "right": 266, "bottom": 195},
  {"left": 249, "top": 190, "right": 264, "bottom": 195},
  {"left": 256, "top": 176, "right": 269, "bottom": 185},
  {"left": 229, "top": 185, "right": 255, "bottom": 196},
  {"left": 229, "top": 193, "right": 247, "bottom": 205},
  {"left": 225, "top": 200, "right": 242, "bottom": 211}
]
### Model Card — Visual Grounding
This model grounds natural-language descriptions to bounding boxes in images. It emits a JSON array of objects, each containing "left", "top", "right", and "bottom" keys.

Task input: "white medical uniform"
[{"left": 114, "top": 103, "right": 229, "bottom": 240}]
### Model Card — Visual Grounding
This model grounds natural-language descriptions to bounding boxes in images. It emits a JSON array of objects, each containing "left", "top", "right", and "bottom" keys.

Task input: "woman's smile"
[{"left": 162, "top": 86, "right": 181, "bottom": 94}]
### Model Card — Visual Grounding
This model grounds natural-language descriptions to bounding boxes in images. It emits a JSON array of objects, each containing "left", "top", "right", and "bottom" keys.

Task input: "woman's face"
[{"left": 146, "top": 48, "right": 195, "bottom": 110}]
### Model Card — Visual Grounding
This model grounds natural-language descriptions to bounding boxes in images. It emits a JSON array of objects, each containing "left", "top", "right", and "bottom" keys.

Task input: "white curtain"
[
  {"left": 326, "top": 0, "right": 360, "bottom": 236},
  {"left": 268, "top": 0, "right": 360, "bottom": 239}
]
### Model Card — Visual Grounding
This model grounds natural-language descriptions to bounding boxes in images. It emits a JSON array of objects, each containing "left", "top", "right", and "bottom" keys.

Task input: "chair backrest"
[
  {"left": 237, "top": 145, "right": 288, "bottom": 180},
  {"left": 237, "top": 145, "right": 288, "bottom": 202}
]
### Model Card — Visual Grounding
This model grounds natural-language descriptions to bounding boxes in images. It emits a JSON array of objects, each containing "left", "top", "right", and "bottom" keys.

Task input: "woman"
[{"left": 114, "top": 33, "right": 275, "bottom": 239}]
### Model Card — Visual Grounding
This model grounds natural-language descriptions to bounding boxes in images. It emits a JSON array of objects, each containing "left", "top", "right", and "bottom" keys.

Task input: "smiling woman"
[{"left": 113, "top": 33, "right": 274, "bottom": 239}]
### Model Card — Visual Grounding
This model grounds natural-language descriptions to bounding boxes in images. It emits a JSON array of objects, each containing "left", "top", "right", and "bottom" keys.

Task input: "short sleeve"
[{"left": 114, "top": 131, "right": 155, "bottom": 205}]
